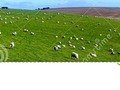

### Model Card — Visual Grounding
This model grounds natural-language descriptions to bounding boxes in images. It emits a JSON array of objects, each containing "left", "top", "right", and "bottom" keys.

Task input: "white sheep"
[
  {"left": 69, "top": 44, "right": 72, "bottom": 47},
  {"left": 64, "top": 22, "right": 66, "bottom": 25},
  {"left": 12, "top": 32, "right": 17, "bottom": 36},
  {"left": 12, "top": 17, "right": 14, "bottom": 19},
  {"left": 68, "top": 41, "right": 71, "bottom": 44},
  {"left": 90, "top": 53, "right": 97, "bottom": 57},
  {"left": 109, "top": 48, "right": 114, "bottom": 52},
  {"left": 117, "top": 52, "right": 120, "bottom": 55},
  {"left": 109, "top": 29, "right": 112, "bottom": 32},
  {"left": 81, "top": 28, "right": 84, "bottom": 31},
  {"left": 111, "top": 52, "right": 115, "bottom": 55},
  {"left": 62, "top": 36, "right": 66, "bottom": 38},
  {"left": 25, "top": 18, "right": 29, "bottom": 20},
  {"left": 10, "top": 42, "right": 15, "bottom": 48},
  {"left": 54, "top": 46, "right": 58, "bottom": 51},
  {"left": 70, "top": 37, "right": 72, "bottom": 40},
  {"left": 4, "top": 18, "right": 7, "bottom": 20},
  {"left": 114, "top": 30, "right": 117, "bottom": 32},
  {"left": 23, "top": 29, "right": 28, "bottom": 32},
  {"left": 72, "top": 45, "right": 76, "bottom": 48},
  {"left": 95, "top": 44, "right": 98, "bottom": 46},
  {"left": 99, "top": 34, "right": 102, "bottom": 36},
  {"left": 80, "top": 38, "right": 84, "bottom": 40},
  {"left": 76, "top": 38, "right": 79, "bottom": 40},
  {"left": 57, "top": 45, "right": 61, "bottom": 49},
  {"left": 71, "top": 52, "right": 79, "bottom": 59},
  {"left": 56, "top": 36, "right": 58, "bottom": 38},
  {"left": 81, "top": 46, "right": 85, "bottom": 50},
  {"left": 0, "top": 32, "right": 1, "bottom": 35},
  {"left": 31, "top": 32, "right": 34, "bottom": 35},
  {"left": 0, "top": 18, "right": 3, "bottom": 20},
  {"left": 42, "top": 21, "right": 44, "bottom": 23},
  {"left": 62, "top": 44, "right": 66, "bottom": 47},
  {"left": 87, "top": 41, "right": 91, "bottom": 44},
  {"left": 58, "top": 41, "right": 61, "bottom": 45},
  {"left": 57, "top": 21, "right": 60, "bottom": 24},
  {"left": 4, "top": 22, "right": 7, "bottom": 24},
  {"left": 10, "top": 21, "right": 13, "bottom": 24}
]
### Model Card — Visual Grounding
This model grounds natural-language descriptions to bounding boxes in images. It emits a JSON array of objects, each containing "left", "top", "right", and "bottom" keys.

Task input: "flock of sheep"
[
  {"left": 0, "top": 10, "right": 120, "bottom": 60},
  {"left": 53, "top": 35, "right": 98, "bottom": 59},
  {"left": 0, "top": 13, "right": 35, "bottom": 49}
]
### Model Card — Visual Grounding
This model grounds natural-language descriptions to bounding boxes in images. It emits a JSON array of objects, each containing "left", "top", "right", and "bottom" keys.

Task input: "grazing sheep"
[
  {"left": 54, "top": 46, "right": 58, "bottom": 51},
  {"left": 10, "top": 42, "right": 15, "bottom": 48},
  {"left": 4, "top": 22, "right": 7, "bottom": 24},
  {"left": 80, "top": 38, "right": 84, "bottom": 41},
  {"left": 57, "top": 45, "right": 61, "bottom": 49},
  {"left": 70, "top": 37, "right": 72, "bottom": 40},
  {"left": 25, "top": 18, "right": 29, "bottom": 20},
  {"left": 12, "top": 32, "right": 17, "bottom": 36},
  {"left": 0, "top": 32, "right": 1, "bottom": 35},
  {"left": 81, "top": 28, "right": 84, "bottom": 31},
  {"left": 58, "top": 41, "right": 61, "bottom": 45},
  {"left": 87, "top": 41, "right": 91, "bottom": 44},
  {"left": 76, "top": 25, "right": 79, "bottom": 27},
  {"left": 114, "top": 30, "right": 117, "bottom": 32},
  {"left": 90, "top": 53, "right": 97, "bottom": 57},
  {"left": 55, "top": 36, "right": 58, "bottom": 38},
  {"left": 111, "top": 52, "right": 115, "bottom": 55},
  {"left": 68, "top": 41, "right": 71, "bottom": 44},
  {"left": 23, "top": 29, "right": 28, "bottom": 32},
  {"left": 95, "top": 44, "right": 98, "bottom": 46},
  {"left": 71, "top": 52, "right": 79, "bottom": 59},
  {"left": 4, "top": 18, "right": 7, "bottom": 20},
  {"left": 62, "top": 44, "right": 66, "bottom": 47},
  {"left": 109, "top": 48, "right": 114, "bottom": 52},
  {"left": 76, "top": 38, "right": 79, "bottom": 40},
  {"left": 109, "top": 29, "right": 112, "bottom": 32},
  {"left": 12, "top": 17, "right": 14, "bottom": 19},
  {"left": 62, "top": 36, "right": 66, "bottom": 38},
  {"left": 117, "top": 52, "right": 120, "bottom": 55},
  {"left": 57, "top": 21, "right": 60, "bottom": 24},
  {"left": 73, "top": 35, "right": 76, "bottom": 38},
  {"left": 72, "top": 45, "right": 76, "bottom": 49},
  {"left": 10, "top": 21, "right": 13, "bottom": 24},
  {"left": 99, "top": 34, "right": 102, "bottom": 36},
  {"left": 64, "top": 22, "right": 66, "bottom": 25},
  {"left": 69, "top": 44, "right": 72, "bottom": 47},
  {"left": 0, "top": 18, "right": 3, "bottom": 20},
  {"left": 81, "top": 46, "right": 85, "bottom": 50},
  {"left": 42, "top": 21, "right": 44, "bottom": 23},
  {"left": 30, "top": 32, "right": 34, "bottom": 35}
]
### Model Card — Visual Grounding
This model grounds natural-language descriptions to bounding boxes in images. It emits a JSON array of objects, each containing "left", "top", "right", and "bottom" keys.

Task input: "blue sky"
[{"left": 0, "top": 0, "right": 120, "bottom": 9}]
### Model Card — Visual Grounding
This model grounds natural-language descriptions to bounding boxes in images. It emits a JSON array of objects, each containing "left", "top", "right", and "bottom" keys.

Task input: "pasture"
[{"left": 0, "top": 9, "right": 120, "bottom": 62}]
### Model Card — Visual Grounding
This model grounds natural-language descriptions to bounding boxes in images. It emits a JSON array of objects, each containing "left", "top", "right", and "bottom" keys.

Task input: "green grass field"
[{"left": 0, "top": 9, "right": 120, "bottom": 62}]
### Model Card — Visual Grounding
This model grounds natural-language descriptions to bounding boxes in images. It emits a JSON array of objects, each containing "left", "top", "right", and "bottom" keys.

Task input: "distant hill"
[{"left": 46, "top": 7, "right": 120, "bottom": 20}]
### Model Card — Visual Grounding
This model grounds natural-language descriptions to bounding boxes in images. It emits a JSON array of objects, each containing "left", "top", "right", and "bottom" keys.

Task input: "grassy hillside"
[{"left": 0, "top": 9, "right": 120, "bottom": 62}]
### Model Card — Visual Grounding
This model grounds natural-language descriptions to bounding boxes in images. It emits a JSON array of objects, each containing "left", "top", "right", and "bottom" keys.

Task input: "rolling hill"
[{"left": 0, "top": 8, "right": 120, "bottom": 62}]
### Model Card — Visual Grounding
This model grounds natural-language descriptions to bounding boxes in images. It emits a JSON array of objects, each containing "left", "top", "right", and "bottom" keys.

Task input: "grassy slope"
[{"left": 0, "top": 9, "right": 120, "bottom": 62}]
